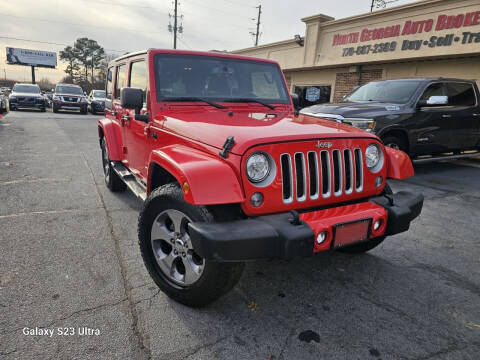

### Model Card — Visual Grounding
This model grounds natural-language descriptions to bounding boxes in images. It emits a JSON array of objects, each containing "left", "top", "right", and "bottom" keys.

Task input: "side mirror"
[
  {"left": 418, "top": 95, "right": 448, "bottom": 108},
  {"left": 291, "top": 93, "right": 299, "bottom": 109},
  {"left": 426, "top": 95, "right": 448, "bottom": 105},
  {"left": 121, "top": 87, "right": 143, "bottom": 113}
]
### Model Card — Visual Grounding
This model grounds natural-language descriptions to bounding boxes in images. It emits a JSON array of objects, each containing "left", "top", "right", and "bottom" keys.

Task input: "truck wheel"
[
  {"left": 138, "top": 183, "right": 244, "bottom": 307},
  {"left": 382, "top": 136, "right": 407, "bottom": 153},
  {"left": 101, "top": 138, "right": 126, "bottom": 192},
  {"left": 337, "top": 236, "right": 386, "bottom": 254}
]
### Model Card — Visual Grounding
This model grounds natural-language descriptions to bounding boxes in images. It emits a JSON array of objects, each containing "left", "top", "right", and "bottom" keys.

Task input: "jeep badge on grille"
[{"left": 315, "top": 141, "right": 332, "bottom": 149}]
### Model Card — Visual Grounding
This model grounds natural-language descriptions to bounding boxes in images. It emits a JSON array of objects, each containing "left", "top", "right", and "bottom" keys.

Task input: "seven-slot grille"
[{"left": 280, "top": 148, "right": 363, "bottom": 203}]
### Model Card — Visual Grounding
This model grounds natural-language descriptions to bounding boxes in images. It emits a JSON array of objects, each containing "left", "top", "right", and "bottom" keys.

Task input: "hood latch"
[{"left": 219, "top": 136, "right": 235, "bottom": 159}]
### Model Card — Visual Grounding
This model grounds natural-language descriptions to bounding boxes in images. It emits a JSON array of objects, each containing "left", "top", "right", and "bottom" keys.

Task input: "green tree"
[{"left": 59, "top": 46, "right": 80, "bottom": 80}]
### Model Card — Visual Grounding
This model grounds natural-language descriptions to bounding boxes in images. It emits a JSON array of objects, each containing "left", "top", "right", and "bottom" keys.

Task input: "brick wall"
[{"left": 333, "top": 69, "right": 383, "bottom": 102}]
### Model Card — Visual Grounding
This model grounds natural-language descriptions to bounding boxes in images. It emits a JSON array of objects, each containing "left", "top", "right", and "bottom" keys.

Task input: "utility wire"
[
  {"left": 1, "top": 13, "right": 165, "bottom": 35},
  {"left": 0, "top": 36, "right": 128, "bottom": 53}
]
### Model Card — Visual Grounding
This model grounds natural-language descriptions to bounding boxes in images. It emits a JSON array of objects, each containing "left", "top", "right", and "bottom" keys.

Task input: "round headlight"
[
  {"left": 246, "top": 152, "right": 270, "bottom": 183},
  {"left": 365, "top": 143, "right": 383, "bottom": 171}
]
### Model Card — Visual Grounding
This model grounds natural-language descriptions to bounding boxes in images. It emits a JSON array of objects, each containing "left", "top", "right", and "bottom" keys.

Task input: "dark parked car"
[
  {"left": 8, "top": 83, "right": 46, "bottom": 112},
  {"left": 53, "top": 84, "right": 88, "bottom": 114},
  {"left": 87, "top": 90, "right": 106, "bottom": 114},
  {"left": 301, "top": 78, "right": 480, "bottom": 159}
]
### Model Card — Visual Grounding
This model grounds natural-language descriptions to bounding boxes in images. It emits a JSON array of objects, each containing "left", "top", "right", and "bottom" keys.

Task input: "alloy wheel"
[{"left": 151, "top": 209, "right": 204, "bottom": 286}]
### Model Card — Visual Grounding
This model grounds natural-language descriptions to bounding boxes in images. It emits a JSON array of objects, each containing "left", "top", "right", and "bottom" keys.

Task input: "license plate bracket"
[{"left": 333, "top": 218, "right": 371, "bottom": 248}]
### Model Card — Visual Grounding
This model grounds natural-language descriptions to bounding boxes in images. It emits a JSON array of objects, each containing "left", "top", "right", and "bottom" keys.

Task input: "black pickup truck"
[{"left": 301, "top": 78, "right": 480, "bottom": 158}]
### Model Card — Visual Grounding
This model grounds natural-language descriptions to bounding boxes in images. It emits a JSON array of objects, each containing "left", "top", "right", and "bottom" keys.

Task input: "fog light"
[
  {"left": 316, "top": 231, "right": 327, "bottom": 244},
  {"left": 250, "top": 192, "right": 264, "bottom": 207},
  {"left": 373, "top": 220, "right": 382, "bottom": 231},
  {"left": 375, "top": 176, "right": 383, "bottom": 188}
]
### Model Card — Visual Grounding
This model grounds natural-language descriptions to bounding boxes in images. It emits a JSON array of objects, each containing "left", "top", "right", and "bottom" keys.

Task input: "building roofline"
[
  {"left": 306, "top": 0, "right": 460, "bottom": 28},
  {"left": 233, "top": 38, "right": 303, "bottom": 54}
]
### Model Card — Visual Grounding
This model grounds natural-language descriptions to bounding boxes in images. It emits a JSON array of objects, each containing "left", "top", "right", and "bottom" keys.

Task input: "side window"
[
  {"left": 129, "top": 60, "right": 147, "bottom": 102},
  {"left": 447, "top": 82, "right": 476, "bottom": 106},
  {"left": 420, "top": 83, "right": 446, "bottom": 101},
  {"left": 115, "top": 64, "right": 127, "bottom": 100},
  {"left": 106, "top": 67, "right": 113, "bottom": 100}
]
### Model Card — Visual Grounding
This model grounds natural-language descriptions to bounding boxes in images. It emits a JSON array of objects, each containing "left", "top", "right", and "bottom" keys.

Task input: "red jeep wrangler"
[{"left": 98, "top": 49, "right": 423, "bottom": 307}]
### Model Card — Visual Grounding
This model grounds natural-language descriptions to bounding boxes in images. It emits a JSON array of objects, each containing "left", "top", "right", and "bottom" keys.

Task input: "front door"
[
  {"left": 412, "top": 82, "right": 451, "bottom": 155},
  {"left": 123, "top": 59, "right": 150, "bottom": 182}
]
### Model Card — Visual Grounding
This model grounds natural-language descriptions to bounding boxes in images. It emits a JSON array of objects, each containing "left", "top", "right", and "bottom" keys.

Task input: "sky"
[{"left": 0, "top": 0, "right": 418, "bottom": 83}]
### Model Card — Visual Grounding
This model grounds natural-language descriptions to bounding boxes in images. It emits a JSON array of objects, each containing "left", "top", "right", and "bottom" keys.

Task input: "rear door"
[
  {"left": 123, "top": 58, "right": 150, "bottom": 181},
  {"left": 113, "top": 63, "right": 128, "bottom": 165},
  {"left": 444, "top": 82, "right": 478, "bottom": 150},
  {"left": 104, "top": 66, "right": 125, "bottom": 162}
]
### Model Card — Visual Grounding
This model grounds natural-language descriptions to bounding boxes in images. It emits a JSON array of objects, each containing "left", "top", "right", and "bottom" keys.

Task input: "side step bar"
[
  {"left": 413, "top": 151, "right": 480, "bottom": 164},
  {"left": 111, "top": 162, "right": 147, "bottom": 201}
]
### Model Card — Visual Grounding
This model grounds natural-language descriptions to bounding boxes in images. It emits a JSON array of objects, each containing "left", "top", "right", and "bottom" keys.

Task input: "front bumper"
[
  {"left": 10, "top": 102, "right": 44, "bottom": 109},
  {"left": 54, "top": 101, "right": 87, "bottom": 110},
  {"left": 188, "top": 191, "right": 423, "bottom": 261}
]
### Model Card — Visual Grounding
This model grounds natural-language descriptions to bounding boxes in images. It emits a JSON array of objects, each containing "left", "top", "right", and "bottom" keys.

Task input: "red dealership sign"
[{"left": 332, "top": 11, "right": 480, "bottom": 46}]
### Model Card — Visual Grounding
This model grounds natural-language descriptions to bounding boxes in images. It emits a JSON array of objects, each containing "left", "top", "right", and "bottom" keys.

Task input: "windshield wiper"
[
  {"left": 224, "top": 98, "right": 276, "bottom": 110},
  {"left": 165, "top": 97, "right": 227, "bottom": 109}
]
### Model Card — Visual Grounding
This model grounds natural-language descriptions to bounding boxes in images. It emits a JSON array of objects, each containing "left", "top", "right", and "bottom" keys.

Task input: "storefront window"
[{"left": 293, "top": 85, "right": 331, "bottom": 108}]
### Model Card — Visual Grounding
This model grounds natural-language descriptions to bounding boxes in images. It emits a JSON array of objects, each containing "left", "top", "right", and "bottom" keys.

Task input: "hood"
[
  {"left": 301, "top": 102, "right": 404, "bottom": 119},
  {"left": 159, "top": 107, "right": 377, "bottom": 155},
  {"left": 11, "top": 92, "right": 43, "bottom": 98}
]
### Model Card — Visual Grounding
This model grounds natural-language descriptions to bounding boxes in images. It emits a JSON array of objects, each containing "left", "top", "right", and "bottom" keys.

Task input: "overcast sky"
[{"left": 0, "top": 0, "right": 418, "bottom": 83}]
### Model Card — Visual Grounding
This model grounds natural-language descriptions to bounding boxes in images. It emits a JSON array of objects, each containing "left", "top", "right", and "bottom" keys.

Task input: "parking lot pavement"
[{"left": 1, "top": 110, "right": 479, "bottom": 360}]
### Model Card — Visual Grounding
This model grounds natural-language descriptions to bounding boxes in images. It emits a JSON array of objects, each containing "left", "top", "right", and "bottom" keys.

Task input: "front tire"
[
  {"left": 101, "top": 138, "right": 126, "bottom": 192},
  {"left": 138, "top": 184, "right": 244, "bottom": 307},
  {"left": 382, "top": 135, "right": 407, "bottom": 153}
]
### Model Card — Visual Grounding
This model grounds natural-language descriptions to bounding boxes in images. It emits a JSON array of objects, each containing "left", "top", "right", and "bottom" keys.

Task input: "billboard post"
[{"left": 5, "top": 47, "right": 57, "bottom": 84}]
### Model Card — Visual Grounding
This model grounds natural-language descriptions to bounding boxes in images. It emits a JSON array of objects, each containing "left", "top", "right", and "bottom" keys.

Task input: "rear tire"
[
  {"left": 337, "top": 236, "right": 386, "bottom": 254},
  {"left": 138, "top": 183, "right": 244, "bottom": 307},
  {"left": 101, "top": 138, "right": 126, "bottom": 192},
  {"left": 382, "top": 135, "right": 407, "bottom": 153}
]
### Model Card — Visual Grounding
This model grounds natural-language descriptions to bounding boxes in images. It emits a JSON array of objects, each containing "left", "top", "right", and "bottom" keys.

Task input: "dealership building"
[{"left": 234, "top": 0, "right": 480, "bottom": 106}]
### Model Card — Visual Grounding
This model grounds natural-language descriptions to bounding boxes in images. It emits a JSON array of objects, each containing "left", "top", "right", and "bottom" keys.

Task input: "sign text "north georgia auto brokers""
[{"left": 332, "top": 10, "right": 480, "bottom": 57}]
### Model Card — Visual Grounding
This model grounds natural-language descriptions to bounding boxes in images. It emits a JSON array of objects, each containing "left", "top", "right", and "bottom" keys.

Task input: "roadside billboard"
[{"left": 6, "top": 47, "right": 57, "bottom": 68}]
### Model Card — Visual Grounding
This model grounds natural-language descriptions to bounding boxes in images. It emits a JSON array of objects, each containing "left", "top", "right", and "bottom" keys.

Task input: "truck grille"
[{"left": 280, "top": 148, "right": 363, "bottom": 203}]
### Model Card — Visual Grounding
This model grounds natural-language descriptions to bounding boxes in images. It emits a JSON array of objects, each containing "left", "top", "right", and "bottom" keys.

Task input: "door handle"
[
  {"left": 121, "top": 114, "right": 130, "bottom": 127},
  {"left": 143, "top": 125, "right": 151, "bottom": 137},
  {"left": 473, "top": 113, "right": 480, "bottom": 117},
  {"left": 442, "top": 114, "right": 452, "bottom": 118}
]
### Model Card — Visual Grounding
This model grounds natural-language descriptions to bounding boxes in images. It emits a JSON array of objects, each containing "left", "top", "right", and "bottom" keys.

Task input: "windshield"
[
  {"left": 93, "top": 90, "right": 105, "bottom": 98},
  {"left": 154, "top": 54, "right": 290, "bottom": 104},
  {"left": 56, "top": 86, "right": 83, "bottom": 95},
  {"left": 343, "top": 80, "right": 422, "bottom": 104},
  {"left": 13, "top": 85, "right": 40, "bottom": 94}
]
